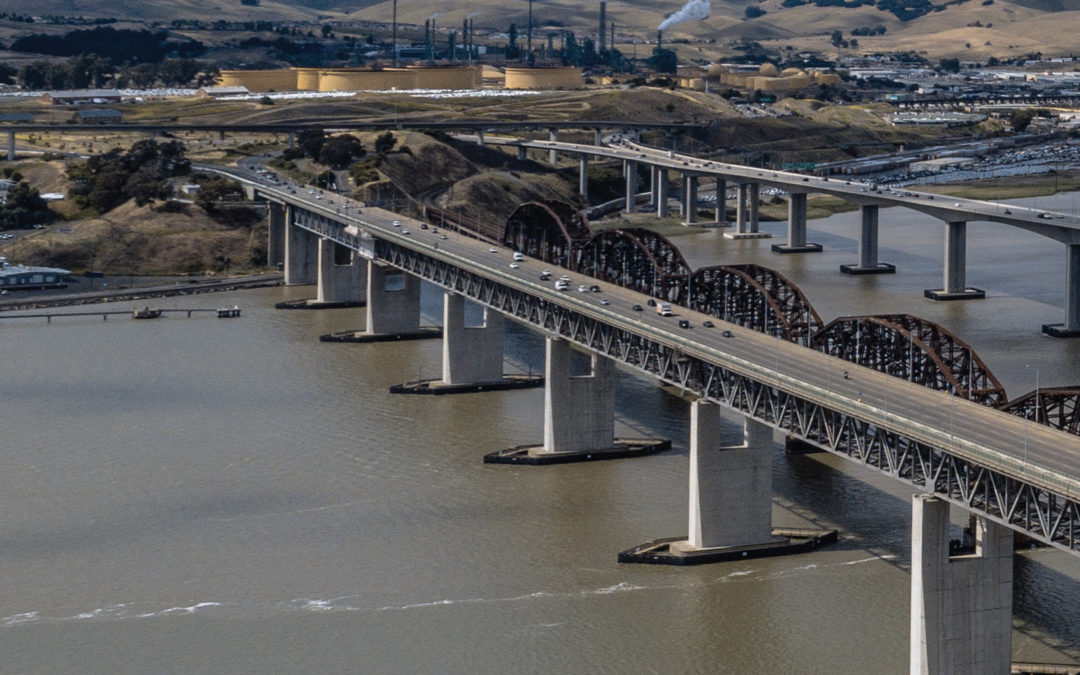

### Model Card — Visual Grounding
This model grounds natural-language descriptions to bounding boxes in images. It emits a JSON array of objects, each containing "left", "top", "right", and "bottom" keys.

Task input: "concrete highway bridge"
[
  {"left": 469, "top": 132, "right": 1080, "bottom": 338},
  {"left": 222, "top": 163, "right": 1080, "bottom": 674}
]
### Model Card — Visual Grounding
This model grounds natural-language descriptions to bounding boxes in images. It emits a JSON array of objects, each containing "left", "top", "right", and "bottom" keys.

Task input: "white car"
[
  {"left": 512, "top": 252, "right": 524, "bottom": 261},
  {"left": 489, "top": 247, "right": 498, "bottom": 253},
  {"left": 577, "top": 285, "right": 589, "bottom": 293},
  {"left": 509, "top": 262, "right": 519, "bottom": 269}
]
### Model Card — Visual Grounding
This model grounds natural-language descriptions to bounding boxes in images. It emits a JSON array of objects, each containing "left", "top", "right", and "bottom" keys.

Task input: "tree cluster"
[
  {"left": 10, "top": 27, "right": 205, "bottom": 62},
  {"left": 67, "top": 140, "right": 190, "bottom": 214},
  {"left": 285, "top": 127, "right": 368, "bottom": 169},
  {"left": 18, "top": 57, "right": 213, "bottom": 90},
  {"left": 0, "top": 181, "right": 52, "bottom": 229}
]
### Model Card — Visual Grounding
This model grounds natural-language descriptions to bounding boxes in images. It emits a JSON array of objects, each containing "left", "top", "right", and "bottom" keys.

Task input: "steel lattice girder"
[
  {"left": 810, "top": 314, "right": 1008, "bottom": 407},
  {"left": 576, "top": 228, "right": 691, "bottom": 301},
  {"left": 683, "top": 264, "right": 823, "bottom": 344},
  {"left": 369, "top": 236, "right": 1080, "bottom": 555},
  {"left": 999, "top": 388, "right": 1080, "bottom": 435},
  {"left": 501, "top": 201, "right": 591, "bottom": 268}
]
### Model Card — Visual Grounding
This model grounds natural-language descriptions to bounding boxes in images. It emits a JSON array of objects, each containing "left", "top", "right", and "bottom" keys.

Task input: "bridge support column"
[
  {"left": 683, "top": 174, "right": 699, "bottom": 226},
  {"left": 619, "top": 403, "right": 836, "bottom": 564},
  {"left": 579, "top": 155, "right": 589, "bottom": 200},
  {"left": 925, "top": 221, "right": 984, "bottom": 300},
  {"left": 910, "top": 495, "right": 1012, "bottom": 675},
  {"left": 548, "top": 128, "right": 559, "bottom": 165},
  {"left": 715, "top": 177, "right": 727, "bottom": 226},
  {"left": 287, "top": 130, "right": 295, "bottom": 149},
  {"left": 594, "top": 128, "right": 603, "bottom": 145},
  {"left": 624, "top": 160, "right": 637, "bottom": 214},
  {"left": 7, "top": 130, "right": 14, "bottom": 161},
  {"left": 476, "top": 129, "right": 485, "bottom": 145},
  {"left": 1043, "top": 243, "right": 1080, "bottom": 337},
  {"left": 772, "top": 192, "right": 821, "bottom": 253},
  {"left": 284, "top": 215, "right": 318, "bottom": 286},
  {"left": 484, "top": 337, "right": 669, "bottom": 464},
  {"left": 315, "top": 238, "right": 367, "bottom": 305},
  {"left": 841, "top": 204, "right": 896, "bottom": 275},
  {"left": 725, "top": 182, "right": 770, "bottom": 239},
  {"left": 363, "top": 262, "right": 426, "bottom": 336},
  {"left": 656, "top": 168, "right": 669, "bottom": 217},
  {"left": 267, "top": 203, "right": 285, "bottom": 269},
  {"left": 516, "top": 145, "right": 527, "bottom": 161},
  {"left": 649, "top": 165, "right": 658, "bottom": 207},
  {"left": 441, "top": 293, "right": 504, "bottom": 385}
]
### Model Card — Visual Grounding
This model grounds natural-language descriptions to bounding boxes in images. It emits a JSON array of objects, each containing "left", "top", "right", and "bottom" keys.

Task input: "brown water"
[{"left": 2, "top": 196, "right": 1079, "bottom": 673}]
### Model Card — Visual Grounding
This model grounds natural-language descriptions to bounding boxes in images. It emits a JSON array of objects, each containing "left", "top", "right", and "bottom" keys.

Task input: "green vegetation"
[
  {"left": 0, "top": 181, "right": 52, "bottom": 229},
  {"left": 66, "top": 140, "right": 190, "bottom": 213}
]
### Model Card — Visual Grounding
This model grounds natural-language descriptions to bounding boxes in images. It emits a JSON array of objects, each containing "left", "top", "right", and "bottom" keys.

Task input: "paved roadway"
[
  {"left": 227, "top": 167, "right": 1080, "bottom": 507},
  {"left": 469, "top": 133, "right": 1080, "bottom": 244}
]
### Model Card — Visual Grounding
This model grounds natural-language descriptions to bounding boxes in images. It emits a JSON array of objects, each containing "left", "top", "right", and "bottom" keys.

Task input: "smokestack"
[
  {"left": 469, "top": 19, "right": 474, "bottom": 65},
  {"left": 599, "top": 1, "right": 606, "bottom": 53},
  {"left": 657, "top": 29, "right": 662, "bottom": 54},
  {"left": 610, "top": 22, "right": 615, "bottom": 53},
  {"left": 392, "top": 0, "right": 398, "bottom": 67}
]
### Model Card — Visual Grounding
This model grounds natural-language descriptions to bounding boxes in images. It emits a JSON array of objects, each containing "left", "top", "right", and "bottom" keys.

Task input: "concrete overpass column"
[
  {"left": 1043, "top": 243, "right": 1080, "bottom": 337},
  {"left": 683, "top": 174, "right": 699, "bottom": 226},
  {"left": 715, "top": 177, "right": 727, "bottom": 226},
  {"left": 925, "top": 221, "right": 984, "bottom": 300},
  {"left": 594, "top": 128, "right": 603, "bottom": 145},
  {"left": 543, "top": 337, "right": 615, "bottom": 454},
  {"left": 284, "top": 214, "right": 318, "bottom": 286},
  {"left": 772, "top": 192, "right": 821, "bottom": 253},
  {"left": 516, "top": 145, "right": 527, "bottom": 161},
  {"left": 548, "top": 128, "right": 559, "bottom": 165},
  {"left": 624, "top": 160, "right": 637, "bottom": 214},
  {"left": 841, "top": 204, "right": 894, "bottom": 274},
  {"left": 7, "top": 130, "right": 14, "bottom": 160},
  {"left": 441, "top": 292, "right": 505, "bottom": 385},
  {"left": 649, "top": 165, "right": 658, "bottom": 207},
  {"left": 725, "top": 183, "right": 771, "bottom": 240},
  {"left": 287, "top": 130, "right": 295, "bottom": 149},
  {"left": 267, "top": 202, "right": 286, "bottom": 269},
  {"left": 910, "top": 495, "right": 1012, "bottom": 675},
  {"left": 656, "top": 168, "right": 669, "bottom": 217},
  {"left": 316, "top": 238, "right": 367, "bottom": 304},
  {"left": 476, "top": 129, "right": 485, "bottom": 145},
  {"left": 365, "top": 262, "right": 421, "bottom": 335},
  {"left": 579, "top": 155, "right": 589, "bottom": 200}
]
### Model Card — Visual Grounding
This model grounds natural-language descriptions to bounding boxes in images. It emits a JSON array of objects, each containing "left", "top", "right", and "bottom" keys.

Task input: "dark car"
[
  {"left": 722, "top": 330, "right": 734, "bottom": 338},
  {"left": 590, "top": 285, "right": 601, "bottom": 293},
  {"left": 647, "top": 298, "right": 657, "bottom": 307},
  {"left": 703, "top": 320, "right": 714, "bottom": 328},
  {"left": 678, "top": 319, "right": 690, "bottom": 329},
  {"left": 632, "top": 304, "right": 643, "bottom": 312}
]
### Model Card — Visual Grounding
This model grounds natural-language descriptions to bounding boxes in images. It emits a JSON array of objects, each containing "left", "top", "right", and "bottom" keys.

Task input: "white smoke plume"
[{"left": 658, "top": 0, "right": 710, "bottom": 31}]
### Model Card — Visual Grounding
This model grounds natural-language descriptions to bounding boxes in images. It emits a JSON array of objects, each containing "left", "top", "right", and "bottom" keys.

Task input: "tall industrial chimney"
[
  {"left": 598, "top": 1, "right": 607, "bottom": 53},
  {"left": 657, "top": 29, "right": 662, "bottom": 54}
]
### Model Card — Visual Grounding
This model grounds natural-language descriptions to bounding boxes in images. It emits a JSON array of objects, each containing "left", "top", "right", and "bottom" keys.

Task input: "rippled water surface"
[{"left": 2, "top": 197, "right": 1080, "bottom": 673}]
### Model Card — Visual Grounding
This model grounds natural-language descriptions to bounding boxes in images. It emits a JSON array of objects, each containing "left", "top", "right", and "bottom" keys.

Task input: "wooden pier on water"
[{"left": 0, "top": 306, "right": 242, "bottom": 323}]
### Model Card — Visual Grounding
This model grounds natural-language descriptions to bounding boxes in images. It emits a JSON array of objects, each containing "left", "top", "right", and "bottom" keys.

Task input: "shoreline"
[{"left": 0, "top": 272, "right": 283, "bottom": 312}]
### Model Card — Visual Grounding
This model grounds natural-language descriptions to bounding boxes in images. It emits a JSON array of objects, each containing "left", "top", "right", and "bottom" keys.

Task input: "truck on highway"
[{"left": 656, "top": 302, "right": 672, "bottom": 316}]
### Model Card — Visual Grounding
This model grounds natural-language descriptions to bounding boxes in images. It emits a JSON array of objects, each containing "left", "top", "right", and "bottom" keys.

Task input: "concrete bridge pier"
[
  {"left": 284, "top": 215, "right": 318, "bottom": 286},
  {"left": 579, "top": 155, "right": 589, "bottom": 200},
  {"left": 476, "top": 129, "right": 485, "bottom": 145},
  {"left": 683, "top": 174, "right": 699, "bottom": 226},
  {"left": 925, "top": 220, "right": 984, "bottom": 300},
  {"left": 548, "top": 128, "right": 559, "bottom": 165},
  {"left": 287, "top": 130, "right": 295, "bottom": 149},
  {"left": 910, "top": 495, "right": 1012, "bottom": 675},
  {"left": 267, "top": 203, "right": 285, "bottom": 269},
  {"left": 725, "top": 182, "right": 770, "bottom": 240},
  {"left": 363, "top": 262, "right": 425, "bottom": 336},
  {"left": 624, "top": 160, "right": 637, "bottom": 214},
  {"left": 841, "top": 204, "right": 896, "bottom": 275},
  {"left": 619, "top": 401, "right": 836, "bottom": 564},
  {"left": 593, "top": 128, "right": 603, "bottom": 145},
  {"left": 484, "top": 337, "right": 669, "bottom": 464},
  {"left": 516, "top": 145, "right": 526, "bottom": 161},
  {"left": 656, "top": 168, "right": 670, "bottom": 217},
  {"left": 1042, "top": 243, "right": 1080, "bottom": 337},
  {"left": 772, "top": 192, "right": 821, "bottom": 253},
  {"left": 315, "top": 238, "right": 367, "bottom": 306},
  {"left": 714, "top": 177, "right": 727, "bottom": 226},
  {"left": 7, "top": 130, "right": 14, "bottom": 160},
  {"left": 649, "top": 165, "right": 659, "bottom": 207}
]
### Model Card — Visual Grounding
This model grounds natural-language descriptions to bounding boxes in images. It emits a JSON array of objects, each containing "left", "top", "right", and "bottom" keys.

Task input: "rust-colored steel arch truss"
[
  {"left": 501, "top": 201, "right": 592, "bottom": 268},
  {"left": 810, "top": 314, "right": 1008, "bottom": 406},
  {"left": 683, "top": 264, "right": 824, "bottom": 344},
  {"left": 998, "top": 388, "right": 1080, "bottom": 435},
  {"left": 576, "top": 228, "right": 692, "bottom": 301}
]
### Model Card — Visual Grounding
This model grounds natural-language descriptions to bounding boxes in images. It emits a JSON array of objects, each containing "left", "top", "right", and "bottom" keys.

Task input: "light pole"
[{"left": 1025, "top": 364, "right": 1040, "bottom": 424}]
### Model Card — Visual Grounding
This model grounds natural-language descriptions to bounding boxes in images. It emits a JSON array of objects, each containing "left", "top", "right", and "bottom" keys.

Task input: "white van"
[
  {"left": 513, "top": 252, "right": 524, "bottom": 262},
  {"left": 554, "top": 280, "right": 569, "bottom": 291},
  {"left": 656, "top": 302, "right": 672, "bottom": 316}
]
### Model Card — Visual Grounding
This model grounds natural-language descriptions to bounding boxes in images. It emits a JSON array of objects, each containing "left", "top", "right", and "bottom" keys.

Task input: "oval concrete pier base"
[
  {"left": 483, "top": 438, "right": 671, "bottom": 465},
  {"left": 389, "top": 375, "right": 544, "bottom": 395},
  {"left": 617, "top": 528, "right": 838, "bottom": 565},
  {"left": 319, "top": 327, "right": 442, "bottom": 343},
  {"left": 275, "top": 298, "right": 367, "bottom": 309}
]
